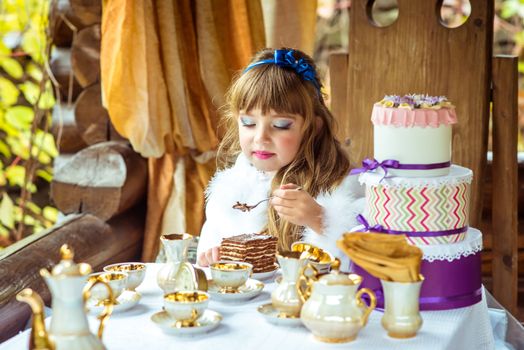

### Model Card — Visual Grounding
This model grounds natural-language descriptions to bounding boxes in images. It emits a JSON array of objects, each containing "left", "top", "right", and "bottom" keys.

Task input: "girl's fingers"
[
  {"left": 273, "top": 205, "right": 294, "bottom": 217},
  {"left": 270, "top": 196, "right": 293, "bottom": 208},
  {"left": 273, "top": 188, "right": 303, "bottom": 200},
  {"left": 198, "top": 252, "right": 209, "bottom": 267},
  {"left": 205, "top": 249, "right": 214, "bottom": 265},
  {"left": 212, "top": 247, "right": 220, "bottom": 262},
  {"left": 280, "top": 183, "right": 300, "bottom": 190}
]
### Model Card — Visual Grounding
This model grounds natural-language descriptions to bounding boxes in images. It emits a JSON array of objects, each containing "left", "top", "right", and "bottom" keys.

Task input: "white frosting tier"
[
  {"left": 374, "top": 124, "right": 451, "bottom": 177},
  {"left": 359, "top": 164, "right": 473, "bottom": 188}
]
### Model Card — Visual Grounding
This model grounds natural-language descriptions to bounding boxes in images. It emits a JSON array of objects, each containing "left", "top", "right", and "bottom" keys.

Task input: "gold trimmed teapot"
[
  {"left": 16, "top": 245, "right": 114, "bottom": 350},
  {"left": 298, "top": 259, "right": 376, "bottom": 343}
]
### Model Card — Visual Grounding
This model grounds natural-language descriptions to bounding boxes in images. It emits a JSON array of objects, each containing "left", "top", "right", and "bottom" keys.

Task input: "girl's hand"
[
  {"left": 271, "top": 183, "right": 323, "bottom": 234},
  {"left": 197, "top": 246, "right": 220, "bottom": 267}
]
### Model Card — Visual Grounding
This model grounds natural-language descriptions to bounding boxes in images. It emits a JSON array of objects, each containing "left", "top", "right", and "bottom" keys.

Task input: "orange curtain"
[{"left": 101, "top": 0, "right": 265, "bottom": 261}]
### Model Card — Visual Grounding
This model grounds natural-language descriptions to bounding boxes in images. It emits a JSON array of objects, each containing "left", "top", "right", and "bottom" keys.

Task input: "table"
[{"left": 1, "top": 264, "right": 496, "bottom": 350}]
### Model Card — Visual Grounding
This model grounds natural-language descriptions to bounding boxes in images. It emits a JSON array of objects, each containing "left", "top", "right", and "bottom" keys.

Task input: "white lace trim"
[
  {"left": 349, "top": 226, "right": 483, "bottom": 262},
  {"left": 358, "top": 164, "right": 473, "bottom": 188},
  {"left": 418, "top": 228, "right": 483, "bottom": 262}
]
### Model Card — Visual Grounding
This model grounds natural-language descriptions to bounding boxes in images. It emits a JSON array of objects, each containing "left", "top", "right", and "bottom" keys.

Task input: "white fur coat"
[{"left": 197, "top": 154, "right": 365, "bottom": 269}]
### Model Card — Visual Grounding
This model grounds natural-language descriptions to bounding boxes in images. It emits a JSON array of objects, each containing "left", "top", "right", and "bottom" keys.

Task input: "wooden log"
[
  {"left": 492, "top": 55, "right": 519, "bottom": 315},
  {"left": 74, "top": 83, "right": 126, "bottom": 145},
  {"left": 73, "top": 83, "right": 106, "bottom": 144},
  {"left": 69, "top": 0, "right": 102, "bottom": 27},
  {"left": 51, "top": 141, "right": 147, "bottom": 221},
  {"left": 50, "top": 0, "right": 88, "bottom": 47},
  {"left": 51, "top": 103, "right": 88, "bottom": 153},
  {"left": 0, "top": 205, "right": 145, "bottom": 342},
  {"left": 71, "top": 24, "right": 101, "bottom": 88},
  {"left": 50, "top": 48, "right": 83, "bottom": 103}
]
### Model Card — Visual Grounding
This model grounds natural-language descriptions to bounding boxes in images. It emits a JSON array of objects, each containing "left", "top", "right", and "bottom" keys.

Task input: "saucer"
[
  {"left": 87, "top": 290, "right": 141, "bottom": 313},
  {"left": 208, "top": 278, "right": 264, "bottom": 302},
  {"left": 151, "top": 309, "right": 222, "bottom": 336},
  {"left": 252, "top": 264, "right": 279, "bottom": 281},
  {"left": 257, "top": 303, "right": 303, "bottom": 327}
]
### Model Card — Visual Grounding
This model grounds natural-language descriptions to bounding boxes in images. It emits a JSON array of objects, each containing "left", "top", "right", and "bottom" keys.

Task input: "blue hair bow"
[{"left": 244, "top": 49, "right": 321, "bottom": 92}]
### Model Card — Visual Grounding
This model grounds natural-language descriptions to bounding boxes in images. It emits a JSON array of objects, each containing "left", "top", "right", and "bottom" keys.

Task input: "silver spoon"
[{"left": 232, "top": 187, "right": 302, "bottom": 212}]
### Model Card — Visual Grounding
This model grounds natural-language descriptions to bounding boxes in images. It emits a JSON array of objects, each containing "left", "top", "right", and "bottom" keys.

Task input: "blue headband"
[{"left": 243, "top": 49, "right": 321, "bottom": 93}]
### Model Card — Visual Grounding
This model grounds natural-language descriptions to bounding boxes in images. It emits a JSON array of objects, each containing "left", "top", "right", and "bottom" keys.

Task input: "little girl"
[{"left": 197, "top": 48, "right": 364, "bottom": 269}]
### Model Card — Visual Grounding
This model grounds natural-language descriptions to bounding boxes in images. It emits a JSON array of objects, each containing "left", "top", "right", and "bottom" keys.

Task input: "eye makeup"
[
  {"left": 238, "top": 112, "right": 297, "bottom": 130},
  {"left": 272, "top": 119, "right": 293, "bottom": 129},
  {"left": 240, "top": 116, "right": 255, "bottom": 126}
]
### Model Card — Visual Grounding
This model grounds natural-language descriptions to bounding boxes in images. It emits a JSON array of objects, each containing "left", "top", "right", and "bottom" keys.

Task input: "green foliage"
[
  {"left": 494, "top": 1, "right": 524, "bottom": 151},
  {"left": 500, "top": 0, "right": 524, "bottom": 19},
  {"left": 498, "top": 0, "right": 524, "bottom": 74},
  {"left": 0, "top": 0, "right": 58, "bottom": 247}
]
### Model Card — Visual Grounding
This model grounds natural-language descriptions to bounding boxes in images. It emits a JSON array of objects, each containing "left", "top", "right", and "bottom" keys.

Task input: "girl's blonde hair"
[{"left": 218, "top": 48, "right": 350, "bottom": 252}]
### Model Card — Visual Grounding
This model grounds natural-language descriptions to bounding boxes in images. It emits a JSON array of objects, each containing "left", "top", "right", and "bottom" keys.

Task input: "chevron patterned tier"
[{"left": 361, "top": 165, "right": 472, "bottom": 245}]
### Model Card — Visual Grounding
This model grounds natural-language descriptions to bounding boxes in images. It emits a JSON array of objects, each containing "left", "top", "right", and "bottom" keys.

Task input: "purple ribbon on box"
[
  {"left": 356, "top": 214, "right": 468, "bottom": 238},
  {"left": 352, "top": 252, "right": 483, "bottom": 311},
  {"left": 350, "top": 158, "right": 451, "bottom": 179}
]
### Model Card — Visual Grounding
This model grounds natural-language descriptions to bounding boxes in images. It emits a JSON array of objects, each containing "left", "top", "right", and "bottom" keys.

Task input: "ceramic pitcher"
[
  {"left": 271, "top": 251, "right": 316, "bottom": 318},
  {"left": 381, "top": 276, "right": 424, "bottom": 338},
  {"left": 298, "top": 259, "right": 376, "bottom": 343},
  {"left": 157, "top": 233, "right": 207, "bottom": 293}
]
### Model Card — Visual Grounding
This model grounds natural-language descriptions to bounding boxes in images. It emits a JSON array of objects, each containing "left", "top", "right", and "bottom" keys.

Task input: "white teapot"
[
  {"left": 298, "top": 259, "right": 376, "bottom": 343},
  {"left": 17, "top": 245, "right": 114, "bottom": 350}
]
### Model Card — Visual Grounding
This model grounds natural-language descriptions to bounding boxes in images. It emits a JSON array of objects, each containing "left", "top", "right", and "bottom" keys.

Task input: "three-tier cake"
[{"left": 352, "top": 95, "right": 483, "bottom": 311}]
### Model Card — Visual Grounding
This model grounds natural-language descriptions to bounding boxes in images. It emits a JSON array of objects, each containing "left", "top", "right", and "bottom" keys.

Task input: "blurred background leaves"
[{"left": 0, "top": 0, "right": 58, "bottom": 248}]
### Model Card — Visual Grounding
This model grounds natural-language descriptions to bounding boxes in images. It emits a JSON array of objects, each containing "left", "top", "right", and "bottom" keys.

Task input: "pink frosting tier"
[{"left": 371, "top": 105, "right": 458, "bottom": 128}]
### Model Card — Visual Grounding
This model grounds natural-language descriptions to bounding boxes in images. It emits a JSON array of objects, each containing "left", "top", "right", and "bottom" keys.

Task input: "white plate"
[
  {"left": 87, "top": 290, "right": 141, "bottom": 313},
  {"left": 208, "top": 278, "right": 264, "bottom": 302},
  {"left": 151, "top": 309, "right": 222, "bottom": 336},
  {"left": 252, "top": 264, "right": 279, "bottom": 281},
  {"left": 257, "top": 303, "right": 303, "bottom": 327}
]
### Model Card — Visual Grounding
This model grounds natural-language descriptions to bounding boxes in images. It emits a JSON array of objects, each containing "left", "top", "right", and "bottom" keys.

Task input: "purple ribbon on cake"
[
  {"left": 350, "top": 158, "right": 451, "bottom": 178},
  {"left": 356, "top": 214, "right": 468, "bottom": 238}
]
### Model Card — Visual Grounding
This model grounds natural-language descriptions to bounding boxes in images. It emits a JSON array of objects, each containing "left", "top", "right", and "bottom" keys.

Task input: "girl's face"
[{"left": 238, "top": 108, "right": 305, "bottom": 174}]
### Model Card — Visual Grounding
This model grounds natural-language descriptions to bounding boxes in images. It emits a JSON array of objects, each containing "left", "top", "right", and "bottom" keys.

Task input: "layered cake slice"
[{"left": 220, "top": 233, "right": 278, "bottom": 273}]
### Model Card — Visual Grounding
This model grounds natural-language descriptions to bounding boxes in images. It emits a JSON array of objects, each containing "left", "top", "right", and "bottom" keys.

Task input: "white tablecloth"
[{"left": 1, "top": 264, "right": 496, "bottom": 350}]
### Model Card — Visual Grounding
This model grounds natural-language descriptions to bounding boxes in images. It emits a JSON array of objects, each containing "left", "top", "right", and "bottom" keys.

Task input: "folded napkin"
[{"left": 337, "top": 232, "right": 423, "bottom": 283}]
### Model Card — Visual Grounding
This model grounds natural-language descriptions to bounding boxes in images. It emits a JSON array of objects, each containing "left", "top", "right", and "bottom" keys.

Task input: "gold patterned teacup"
[
  {"left": 164, "top": 291, "right": 209, "bottom": 327},
  {"left": 104, "top": 262, "right": 147, "bottom": 291},
  {"left": 87, "top": 271, "right": 128, "bottom": 305},
  {"left": 291, "top": 242, "right": 334, "bottom": 275},
  {"left": 210, "top": 261, "right": 253, "bottom": 293}
]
